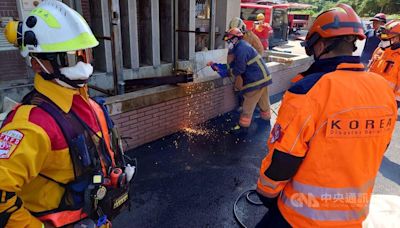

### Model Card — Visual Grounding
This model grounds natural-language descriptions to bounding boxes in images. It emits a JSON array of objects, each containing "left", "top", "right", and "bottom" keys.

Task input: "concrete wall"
[
  {"left": 215, "top": 0, "right": 240, "bottom": 49},
  {"left": 137, "top": 0, "right": 153, "bottom": 66},
  {"left": 178, "top": 0, "right": 195, "bottom": 61},
  {"left": 159, "top": 0, "right": 173, "bottom": 63},
  {"left": 265, "top": 52, "right": 313, "bottom": 96},
  {"left": 88, "top": 0, "right": 113, "bottom": 72}
]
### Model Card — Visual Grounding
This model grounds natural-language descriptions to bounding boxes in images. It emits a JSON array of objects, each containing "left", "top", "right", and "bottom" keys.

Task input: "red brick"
[
  {"left": 138, "top": 122, "right": 153, "bottom": 130},
  {"left": 137, "top": 114, "right": 153, "bottom": 122},
  {"left": 121, "top": 111, "right": 137, "bottom": 119},
  {"left": 166, "top": 99, "right": 180, "bottom": 105}
]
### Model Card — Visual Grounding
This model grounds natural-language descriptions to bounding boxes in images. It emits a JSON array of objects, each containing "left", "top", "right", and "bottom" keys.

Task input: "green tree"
[{"left": 290, "top": 0, "right": 400, "bottom": 17}]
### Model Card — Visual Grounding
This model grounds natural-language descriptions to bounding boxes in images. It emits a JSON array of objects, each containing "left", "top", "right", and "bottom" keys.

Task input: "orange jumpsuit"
[
  {"left": 257, "top": 56, "right": 397, "bottom": 227},
  {"left": 369, "top": 45, "right": 400, "bottom": 103}
]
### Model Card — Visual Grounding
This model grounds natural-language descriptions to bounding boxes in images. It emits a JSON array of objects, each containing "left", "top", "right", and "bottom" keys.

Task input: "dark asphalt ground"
[
  {"left": 112, "top": 93, "right": 400, "bottom": 228},
  {"left": 113, "top": 109, "right": 273, "bottom": 228}
]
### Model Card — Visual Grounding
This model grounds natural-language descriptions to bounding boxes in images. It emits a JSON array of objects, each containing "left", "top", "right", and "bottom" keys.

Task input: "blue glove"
[{"left": 209, "top": 63, "right": 229, "bottom": 78}]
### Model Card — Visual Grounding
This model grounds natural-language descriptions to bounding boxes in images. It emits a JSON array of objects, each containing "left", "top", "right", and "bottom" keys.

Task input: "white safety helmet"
[
  {"left": 5, "top": 0, "right": 98, "bottom": 57},
  {"left": 229, "top": 17, "right": 247, "bottom": 33}
]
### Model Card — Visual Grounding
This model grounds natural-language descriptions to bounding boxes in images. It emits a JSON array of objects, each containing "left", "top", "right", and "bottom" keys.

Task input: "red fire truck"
[
  {"left": 240, "top": 2, "right": 289, "bottom": 47},
  {"left": 287, "top": 3, "right": 313, "bottom": 34}
]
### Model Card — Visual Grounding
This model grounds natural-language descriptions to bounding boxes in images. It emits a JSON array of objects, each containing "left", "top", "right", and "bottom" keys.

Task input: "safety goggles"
[
  {"left": 223, "top": 32, "right": 234, "bottom": 41},
  {"left": 61, "top": 49, "right": 93, "bottom": 67},
  {"left": 30, "top": 48, "right": 93, "bottom": 67},
  {"left": 379, "top": 30, "right": 399, "bottom": 41}
]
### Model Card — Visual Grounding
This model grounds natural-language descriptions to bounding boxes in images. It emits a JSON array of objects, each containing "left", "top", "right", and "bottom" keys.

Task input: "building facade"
[{"left": 0, "top": 0, "right": 240, "bottom": 98}]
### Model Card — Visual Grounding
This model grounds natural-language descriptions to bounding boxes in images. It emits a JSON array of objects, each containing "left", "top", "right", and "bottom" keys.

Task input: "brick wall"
[
  {"left": 0, "top": 0, "right": 18, "bottom": 17},
  {"left": 111, "top": 84, "right": 237, "bottom": 149},
  {"left": 0, "top": 1, "right": 29, "bottom": 82},
  {"left": 0, "top": 50, "right": 30, "bottom": 82}
]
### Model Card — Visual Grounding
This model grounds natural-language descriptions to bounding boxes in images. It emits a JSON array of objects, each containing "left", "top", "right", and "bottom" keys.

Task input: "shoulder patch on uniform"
[
  {"left": 270, "top": 123, "right": 283, "bottom": 143},
  {"left": 0, "top": 130, "right": 24, "bottom": 159}
]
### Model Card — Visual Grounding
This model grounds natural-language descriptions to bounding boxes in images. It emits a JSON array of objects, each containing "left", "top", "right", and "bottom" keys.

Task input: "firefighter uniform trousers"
[
  {"left": 240, "top": 86, "right": 271, "bottom": 127},
  {"left": 229, "top": 39, "right": 272, "bottom": 128}
]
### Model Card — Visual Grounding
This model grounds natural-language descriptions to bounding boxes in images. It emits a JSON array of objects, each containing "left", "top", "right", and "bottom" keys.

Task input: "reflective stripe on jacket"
[
  {"left": 230, "top": 39, "right": 272, "bottom": 94},
  {"left": 257, "top": 56, "right": 397, "bottom": 227}
]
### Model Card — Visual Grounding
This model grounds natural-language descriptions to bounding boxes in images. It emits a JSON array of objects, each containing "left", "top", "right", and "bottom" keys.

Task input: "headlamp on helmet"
[{"left": 4, "top": 20, "right": 23, "bottom": 47}]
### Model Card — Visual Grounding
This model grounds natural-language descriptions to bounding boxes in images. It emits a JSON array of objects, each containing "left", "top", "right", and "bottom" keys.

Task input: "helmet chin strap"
[
  {"left": 33, "top": 56, "right": 87, "bottom": 88},
  {"left": 32, "top": 56, "right": 51, "bottom": 74},
  {"left": 314, "top": 37, "right": 355, "bottom": 60}
]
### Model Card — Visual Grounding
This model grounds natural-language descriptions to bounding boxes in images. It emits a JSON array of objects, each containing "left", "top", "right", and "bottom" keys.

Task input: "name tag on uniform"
[{"left": 326, "top": 117, "right": 394, "bottom": 138}]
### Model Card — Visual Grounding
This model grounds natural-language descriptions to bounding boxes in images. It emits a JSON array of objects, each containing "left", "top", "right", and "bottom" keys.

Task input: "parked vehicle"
[
  {"left": 288, "top": 13, "right": 309, "bottom": 34},
  {"left": 240, "top": 2, "right": 289, "bottom": 47}
]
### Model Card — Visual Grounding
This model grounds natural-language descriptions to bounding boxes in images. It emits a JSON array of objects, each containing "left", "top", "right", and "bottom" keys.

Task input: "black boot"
[{"left": 230, "top": 124, "right": 249, "bottom": 137}]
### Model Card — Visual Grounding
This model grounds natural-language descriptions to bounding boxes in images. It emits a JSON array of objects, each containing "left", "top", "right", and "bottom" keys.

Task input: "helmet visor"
[
  {"left": 31, "top": 49, "right": 93, "bottom": 67},
  {"left": 63, "top": 49, "right": 93, "bottom": 66}
]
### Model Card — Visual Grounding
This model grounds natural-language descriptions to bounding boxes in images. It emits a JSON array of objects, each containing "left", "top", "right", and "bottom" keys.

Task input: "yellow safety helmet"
[
  {"left": 256, "top": 13, "right": 265, "bottom": 21},
  {"left": 379, "top": 20, "right": 400, "bottom": 41},
  {"left": 4, "top": 0, "right": 98, "bottom": 57}
]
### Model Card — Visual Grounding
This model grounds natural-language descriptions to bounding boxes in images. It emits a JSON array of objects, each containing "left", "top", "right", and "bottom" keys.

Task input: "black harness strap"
[{"left": 0, "top": 197, "right": 22, "bottom": 228}]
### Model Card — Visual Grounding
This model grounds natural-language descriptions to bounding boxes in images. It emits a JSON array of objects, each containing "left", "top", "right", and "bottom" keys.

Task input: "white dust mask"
[
  {"left": 379, "top": 40, "right": 391, "bottom": 49},
  {"left": 60, "top": 61, "right": 93, "bottom": 81}
]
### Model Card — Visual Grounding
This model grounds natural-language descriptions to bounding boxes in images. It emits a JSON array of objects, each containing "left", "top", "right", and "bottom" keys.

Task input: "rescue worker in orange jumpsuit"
[
  {"left": 255, "top": 4, "right": 397, "bottom": 227},
  {"left": 369, "top": 19, "right": 400, "bottom": 108},
  {"left": 252, "top": 13, "right": 273, "bottom": 50},
  {"left": 223, "top": 28, "right": 272, "bottom": 135},
  {"left": 0, "top": 1, "right": 133, "bottom": 227}
]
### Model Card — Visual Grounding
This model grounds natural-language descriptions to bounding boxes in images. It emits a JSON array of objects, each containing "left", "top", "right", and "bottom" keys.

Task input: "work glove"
[
  {"left": 256, "top": 191, "right": 278, "bottom": 208},
  {"left": 207, "top": 61, "right": 229, "bottom": 78}
]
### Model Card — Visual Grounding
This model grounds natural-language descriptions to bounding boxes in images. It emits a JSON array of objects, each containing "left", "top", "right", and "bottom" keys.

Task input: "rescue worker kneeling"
[
  {"left": 224, "top": 28, "right": 272, "bottom": 135},
  {"left": 255, "top": 4, "right": 397, "bottom": 227},
  {"left": 0, "top": 1, "right": 134, "bottom": 227},
  {"left": 369, "top": 19, "right": 400, "bottom": 108}
]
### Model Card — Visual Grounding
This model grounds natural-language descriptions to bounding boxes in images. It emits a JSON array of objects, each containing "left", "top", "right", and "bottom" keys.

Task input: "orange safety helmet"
[
  {"left": 223, "top": 27, "right": 244, "bottom": 41},
  {"left": 302, "top": 3, "right": 365, "bottom": 56},
  {"left": 380, "top": 20, "right": 400, "bottom": 41},
  {"left": 370, "top": 13, "right": 387, "bottom": 23}
]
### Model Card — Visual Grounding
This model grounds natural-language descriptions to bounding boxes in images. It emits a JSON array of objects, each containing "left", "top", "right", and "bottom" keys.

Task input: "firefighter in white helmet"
[{"left": 1, "top": 1, "right": 133, "bottom": 227}]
